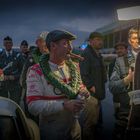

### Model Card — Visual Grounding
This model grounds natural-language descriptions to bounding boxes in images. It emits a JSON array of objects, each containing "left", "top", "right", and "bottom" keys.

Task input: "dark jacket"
[
  {"left": 79, "top": 45, "right": 107, "bottom": 100},
  {"left": 126, "top": 52, "right": 140, "bottom": 137},
  {"left": 108, "top": 58, "right": 116, "bottom": 80},
  {"left": 20, "top": 48, "right": 40, "bottom": 88},
  {"left": 134, "top": 51, "right": 140, "bottom": 90},
  {"left": 0, "top": 49, "right": 22, "bottom": 81},
  {"left": 0, "top": 49, "right": 22, "bottom": 92}
]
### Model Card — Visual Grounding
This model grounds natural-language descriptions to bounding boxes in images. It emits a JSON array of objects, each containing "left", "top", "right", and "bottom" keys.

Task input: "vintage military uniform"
[{"left": 0, "top": 49, "right": 22, "bottom": 104}]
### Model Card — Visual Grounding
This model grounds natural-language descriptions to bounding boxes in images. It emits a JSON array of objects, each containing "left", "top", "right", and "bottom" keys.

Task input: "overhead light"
[{"left": 117, "top": 6, "right": 140, "bottom": 20}]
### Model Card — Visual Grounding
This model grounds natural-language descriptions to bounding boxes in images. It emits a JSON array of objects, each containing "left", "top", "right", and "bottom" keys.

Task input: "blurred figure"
[
  {"left": 79, "top": 32, "right": 107, "bottom": 140},
  {"left": 108, "top": 42, "right": 128, "bottom": 78},
  {"left": 18, "top": 40, "right": 30, "bottom": 69},
  {"left": 108, "top": 42, "right": 128, "bottom": 118},
  {"left": 109, "top": 27, "right": 140, "bottom": 140},
  {"left": 20, "top": 40, "right": 29, "bottom": 59},
  {"left": 20, "top": 31, "right": 49, "bottom": 91},
  {"left": 125, "top": 51, "right": 140, "bottom": 139},
  {"left": 19, "top": 31, "right": 49, "bottom": 114},
  {"left": 0, "top": 36, "right": 22, "bottom": 104}
]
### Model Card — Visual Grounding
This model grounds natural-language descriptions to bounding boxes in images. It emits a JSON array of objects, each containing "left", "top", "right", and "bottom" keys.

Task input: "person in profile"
[{"left": 26, "top": 30, "right": 89, "bottom": 140}]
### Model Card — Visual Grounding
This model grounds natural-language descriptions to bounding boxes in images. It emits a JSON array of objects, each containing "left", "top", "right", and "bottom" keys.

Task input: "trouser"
[
  {"left": 125, "top": 104, "right": 140, "bottom": 139},
  {"left": 0, "top": 82, "right": 21, "bottom": 105},
  {"left": 40, "top": 111, "right": 81, "bottom": 140},
  {"left": 114, "top": 102, "right": 120, "bottom": 119},
  {"left": 113, "top": 95, "right": 130, "bottom": 140},
  {"left": 112, "top": 93, "right": 120, "bottom": 119},
  {"left": 79, "top": 96, "right": 100, "bottom": 140}
]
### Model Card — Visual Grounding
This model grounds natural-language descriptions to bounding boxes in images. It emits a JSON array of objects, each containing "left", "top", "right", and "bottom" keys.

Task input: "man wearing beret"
[
  {"left": 26, "top": 30, "right": 89, "bottom": 140},
  {"left": 79, "top": 32, "right": 107, "bottom": 140}
]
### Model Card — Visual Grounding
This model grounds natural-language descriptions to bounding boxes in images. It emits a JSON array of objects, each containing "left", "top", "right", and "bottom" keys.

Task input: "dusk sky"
[{"left": 0, "top": 0, "right": 140, "bottom": 47}]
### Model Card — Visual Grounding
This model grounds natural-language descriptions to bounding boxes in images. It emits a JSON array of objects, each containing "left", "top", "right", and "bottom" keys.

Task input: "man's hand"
[
  {"left": 63, "top": 99, "right": 85, "bottom": 113},
  {"left": 78, "top": 89, "right": 90, "bottom": 98},
  {"left": 9, "top": 75, "right": 15, "bottom": 80},
  {"left": 123, "top": 68, "right": 134, "bottom": 85},
  {"left": 89, "top": 86, "right": 96, "bottom": 93}
]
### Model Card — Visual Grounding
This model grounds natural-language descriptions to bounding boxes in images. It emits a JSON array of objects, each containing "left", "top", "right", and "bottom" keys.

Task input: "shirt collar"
[
  {"left": 48, "top": 61, "right": 65, "bottom": 70},
  {"left": 5, "top": 50, "right": 13, "bottom": 57}
]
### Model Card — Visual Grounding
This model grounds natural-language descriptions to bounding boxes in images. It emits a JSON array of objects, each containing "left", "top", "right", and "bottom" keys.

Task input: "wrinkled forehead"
[{"left": 54, "top": 38, "right": 72, "bottom": 44}]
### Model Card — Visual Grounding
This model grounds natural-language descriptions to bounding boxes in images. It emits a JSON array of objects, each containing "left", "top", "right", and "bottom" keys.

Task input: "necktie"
[{"left": 8, "top": 52, "right": 10, "bottom": 56}]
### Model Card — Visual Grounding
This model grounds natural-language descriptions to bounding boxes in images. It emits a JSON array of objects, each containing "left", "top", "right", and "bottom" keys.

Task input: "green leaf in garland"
[{"left": 39, "top": 54, "right": 81, "bottom": 99}]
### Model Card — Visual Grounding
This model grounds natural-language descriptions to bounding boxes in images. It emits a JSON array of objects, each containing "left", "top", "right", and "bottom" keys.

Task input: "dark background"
[{"left": 0, "top": 0, "right": 140, "bottom": 47}]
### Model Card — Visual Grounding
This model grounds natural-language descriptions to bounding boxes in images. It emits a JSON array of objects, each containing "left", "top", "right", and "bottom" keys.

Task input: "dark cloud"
[{"left": 0, "top": 0, "right": 140, "bottom": 46}]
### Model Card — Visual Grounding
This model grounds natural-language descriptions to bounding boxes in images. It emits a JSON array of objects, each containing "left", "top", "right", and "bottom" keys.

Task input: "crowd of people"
[{"left": 0, "top": 26, "right": 140, "bottom": 140}]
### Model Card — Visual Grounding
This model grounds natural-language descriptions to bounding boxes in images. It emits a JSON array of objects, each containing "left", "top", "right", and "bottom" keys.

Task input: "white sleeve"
[{"left": 26, "top": 68, "right": 64, "bottom": 116}]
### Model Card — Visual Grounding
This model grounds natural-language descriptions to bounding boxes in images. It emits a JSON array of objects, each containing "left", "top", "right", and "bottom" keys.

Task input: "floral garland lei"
[
  {"left": 32, "top": 48, "right": 42, "bottom": 64},
  {"left": 39, "top": 54, "right": 81, "bottom": 99}
]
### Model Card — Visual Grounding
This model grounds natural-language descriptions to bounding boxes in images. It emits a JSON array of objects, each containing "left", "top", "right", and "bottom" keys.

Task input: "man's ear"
[{"left": 128, "top": 38, "right": 131, "bottom": 45}]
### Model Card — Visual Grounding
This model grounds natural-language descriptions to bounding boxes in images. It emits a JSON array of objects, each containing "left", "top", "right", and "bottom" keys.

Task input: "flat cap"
[
  {"left": 21, "top": 40, "right": 28, "bottom": 46},
  {"left": 88, "top": 32, "right": 103, "bottom": 40},
  {"left": 46, "top": 30, "right": 76, "bottom": 48},
  {"left": 114, "top": 42, "right": 128, "bottom": 49}
]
